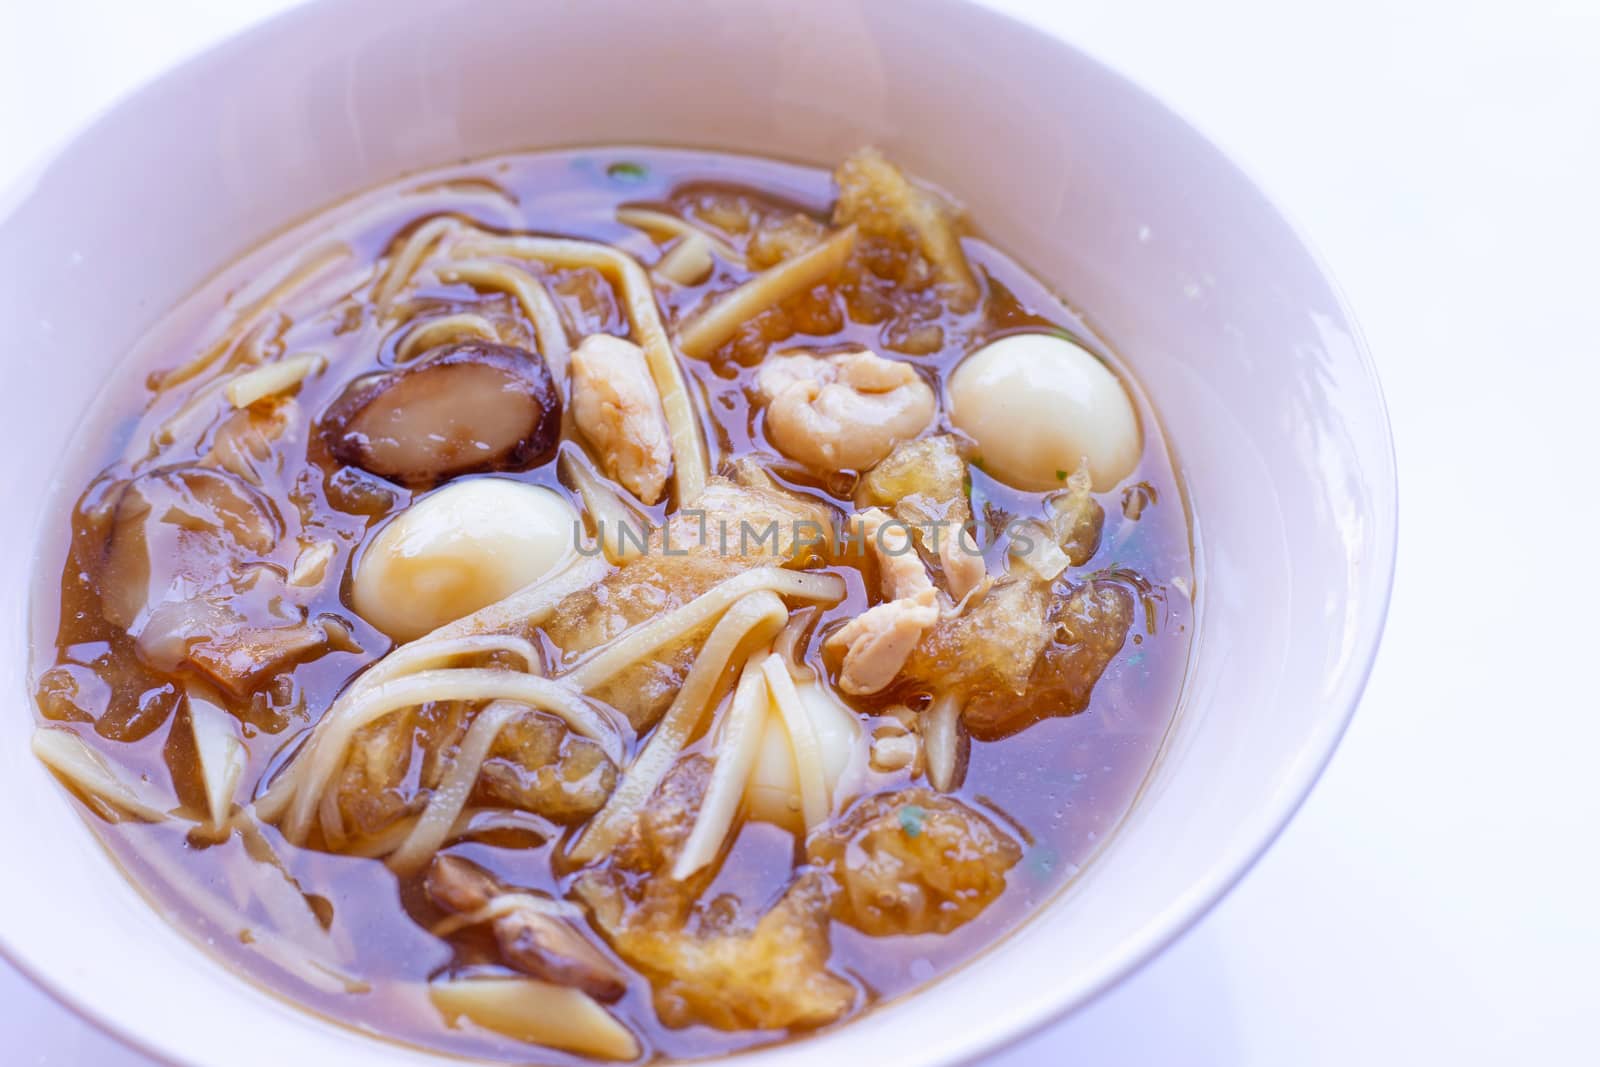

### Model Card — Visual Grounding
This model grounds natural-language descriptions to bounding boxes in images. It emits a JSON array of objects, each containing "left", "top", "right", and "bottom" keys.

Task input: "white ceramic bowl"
[{"left": 0, "top": 1, "right": 1397, "bottom": 1064}]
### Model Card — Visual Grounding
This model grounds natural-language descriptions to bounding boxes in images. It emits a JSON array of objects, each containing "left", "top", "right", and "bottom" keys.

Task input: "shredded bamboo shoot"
[
  {"left": 673, "top": 651, "right": 772, "bottom": 880},
  {"left": 570, "top": 590, "right": 788, "bottom": 863},
  {"left": 429, "top": 977, "right": 639, "bottom": 1060},
  {"left": 923, "top": 692, "right": 965, "bottom": 792},
  {"left": 31, "top": 727, "right": 169, "bottom": 822},
  {"left": 224, "top": 352, "right": 325, "bottom": 408},
  {"left": 676, "top": 225, "right": 857, "bottom": 360}
]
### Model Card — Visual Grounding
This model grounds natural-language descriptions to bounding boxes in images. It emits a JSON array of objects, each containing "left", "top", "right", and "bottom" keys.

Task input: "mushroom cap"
[{"left": 319, "top": 341, "right": 561, "bottom": 488}]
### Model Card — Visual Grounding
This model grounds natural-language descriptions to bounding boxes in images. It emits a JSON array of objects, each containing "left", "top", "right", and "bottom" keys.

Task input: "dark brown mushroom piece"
[
  {"left": 425, "top": 855, "right": 627, "bottom": 1003},
  {"left": 319, "top": 342, "right": 560, "bottom": 488}
]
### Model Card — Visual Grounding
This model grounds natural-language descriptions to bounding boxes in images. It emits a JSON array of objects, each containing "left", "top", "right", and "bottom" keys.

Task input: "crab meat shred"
[
  {"left": 857, "top": 434, "right": 985, "bottom": 600},
  {"left": 827, "top": 591, "right": 940, "bottom": 696},
  {"left": 755, "top": 348, "right": 934, "bottom": 472},
  {"left": 570, "top": 333, "right": 674, "bottom": 505},
  {"left": 825, "top": 508, "right": 943, "bottom": 695}
]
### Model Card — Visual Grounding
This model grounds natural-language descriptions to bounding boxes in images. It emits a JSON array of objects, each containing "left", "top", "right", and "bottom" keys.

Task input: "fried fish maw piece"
[
  {"left": 961, "top": 579, "right": 1134, "bottom": 741},
  {"left": 832, "top": 147, "right": 979, "bottom": 313},
  {"left": 574, "top": 757, "right": 856, "bottom": 1032}
]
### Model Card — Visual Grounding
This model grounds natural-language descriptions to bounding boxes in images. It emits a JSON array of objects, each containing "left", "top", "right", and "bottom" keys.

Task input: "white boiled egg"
[
  {"left": 745, "top": 678, "right": 863, "bottom": 831},
  {"left": 352, "top": 478, "right": 578, "bottom": 641},
  {"left": 948, "top": 333, "right": 1141, "bottom": 492}
]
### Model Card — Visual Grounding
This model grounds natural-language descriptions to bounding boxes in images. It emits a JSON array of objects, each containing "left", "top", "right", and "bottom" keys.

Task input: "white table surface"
[{"left": 4, "top": 1, "right": 1598, "bottom": 1064}]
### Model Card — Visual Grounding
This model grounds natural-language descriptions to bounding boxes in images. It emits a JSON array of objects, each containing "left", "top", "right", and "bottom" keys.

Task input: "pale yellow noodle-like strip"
[
  {"left": 341, "top": 807, "right": 554, "bottom": 860},
  {"left": 427, "top": 977, "right": 639, "bottom": 1061},
  {"left": 675, "top": 224, "right": 857, "bottom": 360},
  {"left": 423, "top": 554, "right": 612, "bottom": 645},
  {"left": 760, "top": 653, "right": 832, "bottom": 830},
  {"left": 224, "top": 352, "right": 326, "bottom": 408},
  {"left": 393, "top": 312, "right": 500, "bottom": 361},
  {"left": 615, "top": 206, "right": 743, "bottom": 263},
  {"left": 371, "top": 215, "right": 459, "bottom": 308},
  {"left": 254, "top": 633, "right": 542, "bottom": 825},
  {"left": 30, "top": 727, "right": 171, "bottom": 823},
  {"left": 559, "top": 567, "right": 845, "bottom": 694},
  {"left": 568, "top": 590, "right": 789, "bottom": 864},
  {"left": 280, "top": 670, "right": 622, "bottom": 845},
  {"left": 386, "top": 699, "right": 530, "bottom": 873},
  {"left": 672, "top": 650, "right": 772, "bottom": 880},
  {"left": 435, "top": 258, "right": 570, "bottom": 369},
  {"left": 922, "top": 691, "right": 964, "bottom": 792}
]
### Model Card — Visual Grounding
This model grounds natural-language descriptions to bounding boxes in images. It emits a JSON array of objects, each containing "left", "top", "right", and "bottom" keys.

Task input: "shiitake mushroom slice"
[{"left": 319, "top": 342, "right": 560, "bottom": 487}]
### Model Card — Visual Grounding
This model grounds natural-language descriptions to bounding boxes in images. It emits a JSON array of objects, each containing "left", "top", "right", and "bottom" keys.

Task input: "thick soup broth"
[{"left": 30, "top": 148, "right": 1192, "bottom": 1062}]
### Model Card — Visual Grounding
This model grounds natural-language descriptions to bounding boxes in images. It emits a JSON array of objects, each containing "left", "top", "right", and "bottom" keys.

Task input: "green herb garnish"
[
  {"left": 1056, "top": 469, "right": 1068, "bottom": 481},
  {"left": 1027, "top": 844, "right": 1060, "bottom": 878},
  {"left": 897, "top": 804, "right": 927, "bottom": 838},
  {"left": 606, "top": 161, "right": 649, "bottom": 184}
]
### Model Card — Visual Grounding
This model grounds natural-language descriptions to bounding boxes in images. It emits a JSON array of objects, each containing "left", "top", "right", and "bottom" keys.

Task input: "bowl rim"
[{"left": 0, "top": 1, "right": 1399, "bottom": 1063}]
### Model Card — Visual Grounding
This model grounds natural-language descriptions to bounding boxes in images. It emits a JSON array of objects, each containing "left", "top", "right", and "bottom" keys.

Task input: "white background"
[{"left": 3, "top": 1, "right": 1598, "bottom": 1064}]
